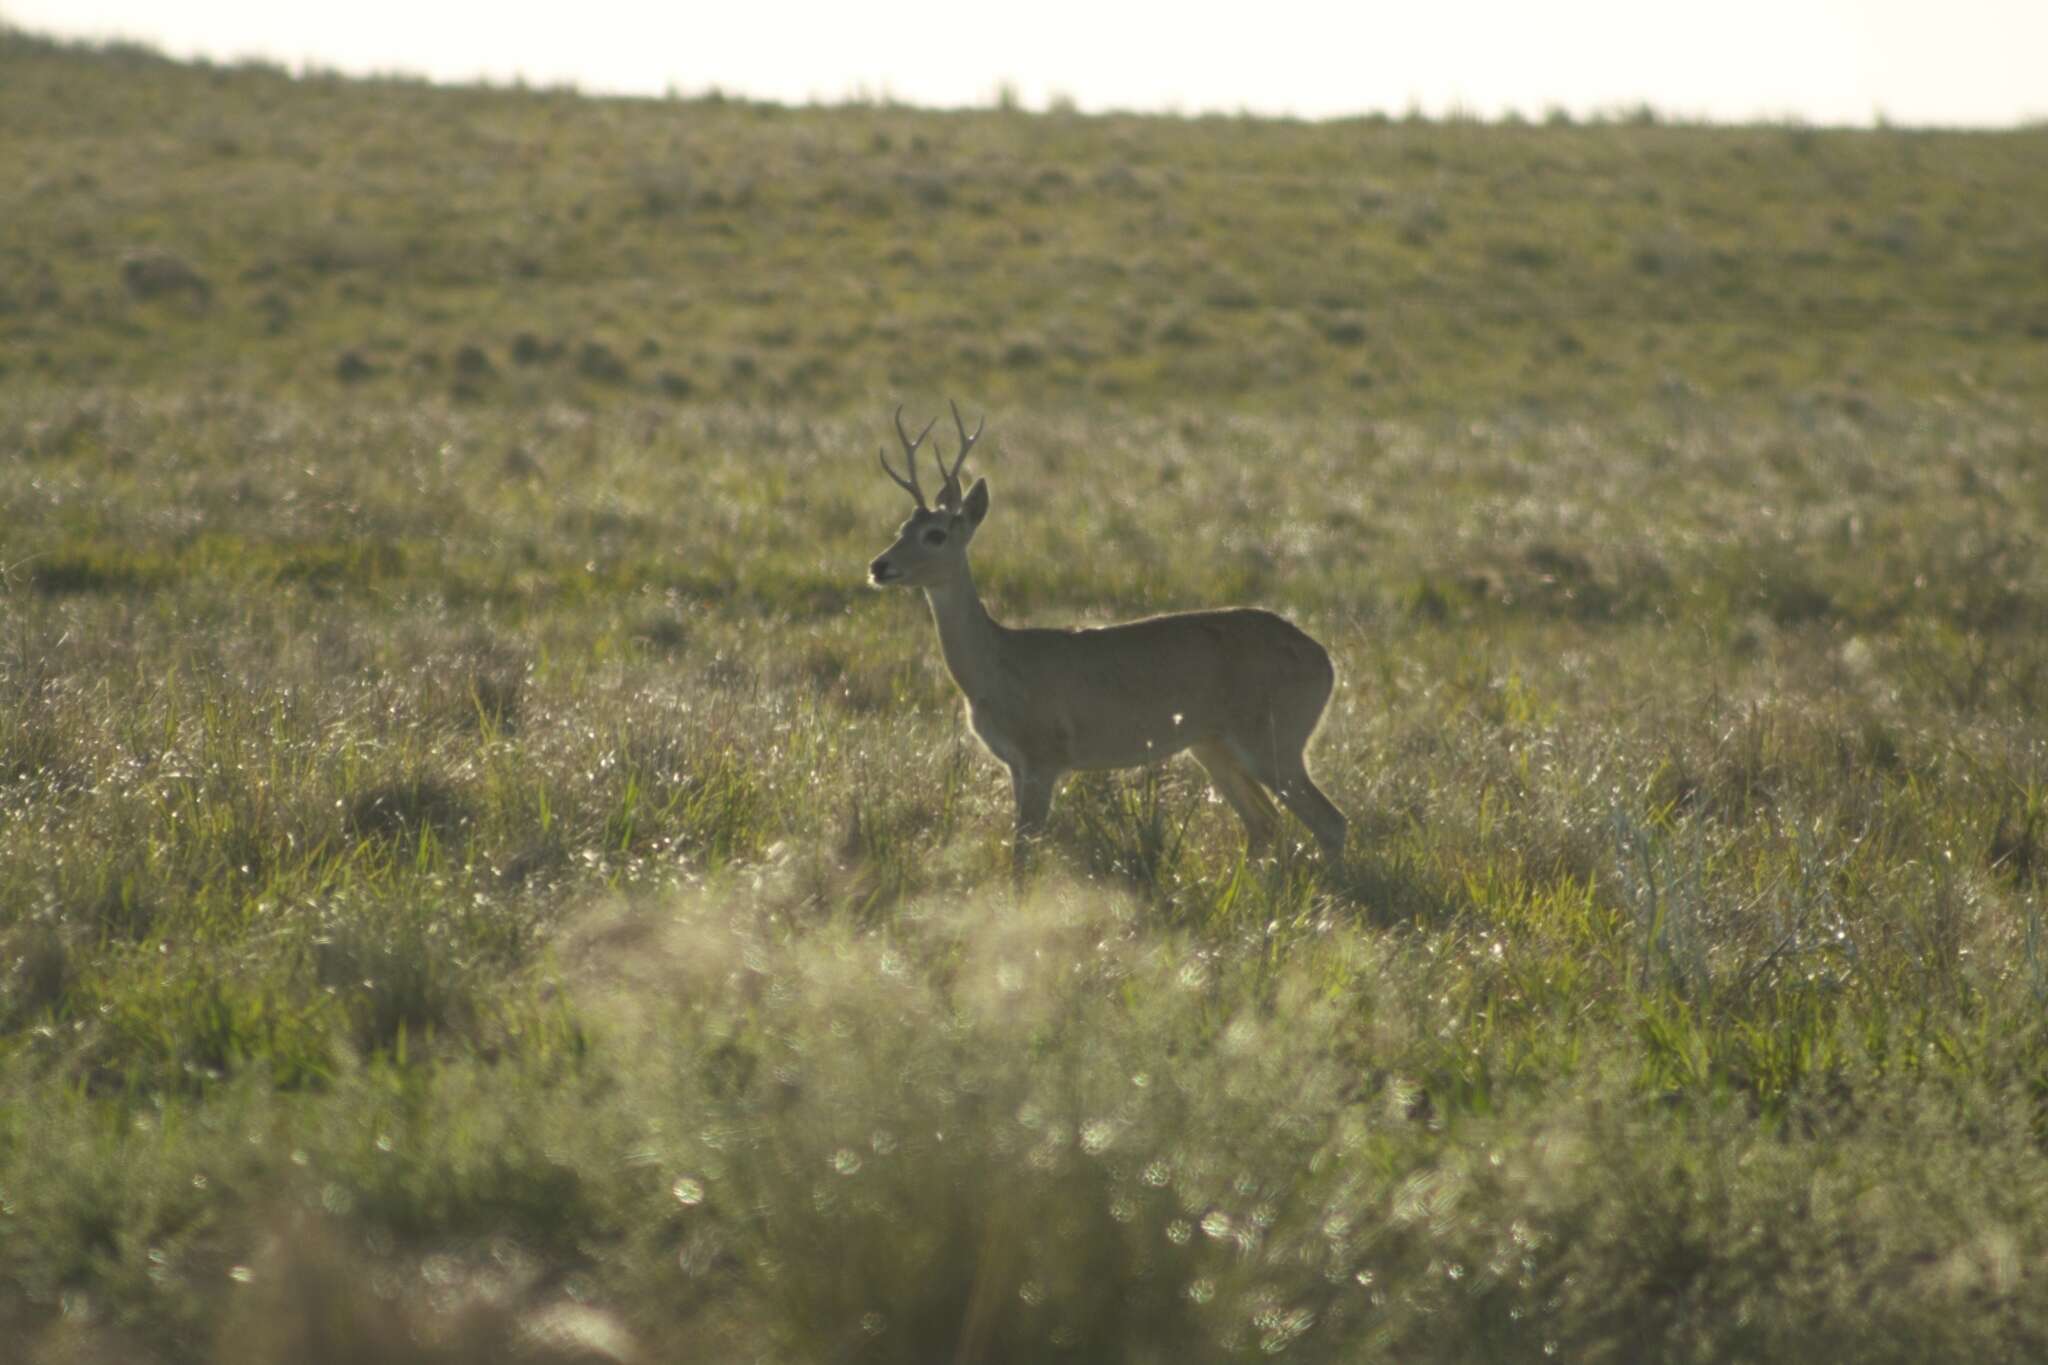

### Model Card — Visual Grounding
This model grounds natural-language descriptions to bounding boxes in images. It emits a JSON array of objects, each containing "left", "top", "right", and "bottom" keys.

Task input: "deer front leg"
[{"left": 1009, "top": 765, "right": 1059, "bottom": 877}]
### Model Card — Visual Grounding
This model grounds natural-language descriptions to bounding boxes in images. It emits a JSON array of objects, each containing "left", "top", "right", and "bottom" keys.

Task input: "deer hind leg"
[
  {"left": 1224, "top": 735, "right": 1348, "bottom": 861},
  {"left": 1191, "top": 743, "right": 1280, "bottom": 855}
]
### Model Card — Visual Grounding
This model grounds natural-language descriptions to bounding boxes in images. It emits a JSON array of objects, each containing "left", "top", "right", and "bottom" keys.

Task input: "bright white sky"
[{"left": 7, "top": 0, "right": 2044, "bottom": 127}]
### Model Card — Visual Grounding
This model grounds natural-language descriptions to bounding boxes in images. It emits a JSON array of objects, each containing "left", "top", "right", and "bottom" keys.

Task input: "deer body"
[{"left": 869, "top": 406, "right": 1348, "bottom": 868}]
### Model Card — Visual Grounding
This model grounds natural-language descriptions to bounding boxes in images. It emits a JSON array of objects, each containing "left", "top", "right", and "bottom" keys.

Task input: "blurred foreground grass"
[{"left": 4, "top": 28, "right": 2048, "bottom": 1363}]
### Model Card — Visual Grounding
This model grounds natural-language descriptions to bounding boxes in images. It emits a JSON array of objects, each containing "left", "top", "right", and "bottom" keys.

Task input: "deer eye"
[{"left": 921, "top": 527, "right": 948, "bottom": 546}]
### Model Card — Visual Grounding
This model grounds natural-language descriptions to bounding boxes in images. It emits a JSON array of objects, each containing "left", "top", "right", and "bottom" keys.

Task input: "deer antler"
[
  {"left": 879, "top": 405, "right": 939, "bottom": 510},
  {"left": 935, "top": 399, "right": 984, "bottom": 509}
]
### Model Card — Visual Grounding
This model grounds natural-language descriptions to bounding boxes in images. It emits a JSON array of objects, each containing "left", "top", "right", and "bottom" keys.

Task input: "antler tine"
[
  {"left": 877, "top": 445, "right": 925, "bottom": 508},
  {"left": 880, "top": 404, "right": 938, "bottom": 509},
  {"left": 894, "top": 404, "right": 939, "bottom": 459},
  {"left": 937, "top": 399, "right": 985, "bottom": 506}
]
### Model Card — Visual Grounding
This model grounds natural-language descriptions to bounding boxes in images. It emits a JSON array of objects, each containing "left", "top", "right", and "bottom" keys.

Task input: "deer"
[{"left": 866, "top": 403, "right": 1349, "bottom": 873}]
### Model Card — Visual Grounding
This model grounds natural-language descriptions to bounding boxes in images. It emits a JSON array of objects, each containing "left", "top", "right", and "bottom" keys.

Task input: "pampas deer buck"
[{"left": 866, "top": 403, "right": 1349, "bottom": 871}]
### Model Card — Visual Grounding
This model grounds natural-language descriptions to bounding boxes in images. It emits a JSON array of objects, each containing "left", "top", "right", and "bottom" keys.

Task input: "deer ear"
[{"left": 962, "top": 477, "right": 990, "bottom": 527}]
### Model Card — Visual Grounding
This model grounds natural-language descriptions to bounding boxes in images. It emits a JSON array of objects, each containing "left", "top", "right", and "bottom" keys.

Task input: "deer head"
[{"left": 869, "top": 402, "right": 990, "bottom": 588}]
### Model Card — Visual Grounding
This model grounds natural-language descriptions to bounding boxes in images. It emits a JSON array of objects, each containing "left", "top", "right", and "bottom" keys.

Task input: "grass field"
[{"left": 4, "top": 27, "right": 2048, "bottom": 1362}]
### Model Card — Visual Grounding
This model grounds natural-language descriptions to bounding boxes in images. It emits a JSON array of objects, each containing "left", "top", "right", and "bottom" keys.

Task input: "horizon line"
[{"left": 9, "top": 22, "right": 2046, "bottom": 134}]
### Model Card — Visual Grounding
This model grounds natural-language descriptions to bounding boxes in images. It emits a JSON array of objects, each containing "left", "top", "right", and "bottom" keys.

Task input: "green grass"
[{"left": 4, "top": 27, "right": 2048, "bottom": 1364}]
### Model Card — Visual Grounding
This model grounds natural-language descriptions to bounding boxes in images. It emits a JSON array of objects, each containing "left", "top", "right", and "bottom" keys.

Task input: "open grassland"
[{"left": 5, "top": 29, "right": 2048, "bottom": 1363}]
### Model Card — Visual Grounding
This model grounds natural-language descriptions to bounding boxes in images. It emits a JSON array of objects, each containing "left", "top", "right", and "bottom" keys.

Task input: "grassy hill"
[
  {"left": 7, "top": 31, "right": 2047, "bottom": 414},
  {"left": 4, "top": 28, "right": 2048, "bottom": 1364}
]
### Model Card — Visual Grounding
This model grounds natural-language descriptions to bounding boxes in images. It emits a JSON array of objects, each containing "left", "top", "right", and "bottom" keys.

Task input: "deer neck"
[{"left": 921, "top": 564, "right": 1004, "bottom": 702}]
